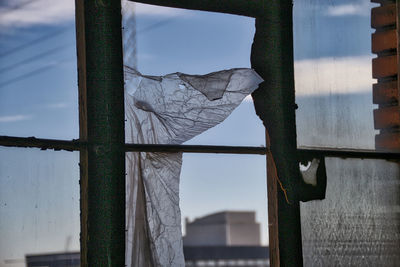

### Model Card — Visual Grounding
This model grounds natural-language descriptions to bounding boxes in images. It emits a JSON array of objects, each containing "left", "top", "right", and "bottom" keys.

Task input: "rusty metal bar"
[
  {"left": 125, "top": 144, "right": 267, "bottom": 154},
  {"left": 2, "top": 136, "right": 400, "bottom": 159},
  {"left": 0, "top": 136, "right": 267, "bottom": 155},
  {"left": 0, "top": 136, "right": 84, "bottom": 151},
  {"left": 298, "top": 146, "right": 400, "bottom": 160},
  {"left": 130, "top": 0, "right": 264, "bottom": 17}
]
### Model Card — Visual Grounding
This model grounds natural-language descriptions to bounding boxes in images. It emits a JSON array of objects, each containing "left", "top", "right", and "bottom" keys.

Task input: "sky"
[{"left": 0, "top": 0, "right": 378, "bottom": 266}]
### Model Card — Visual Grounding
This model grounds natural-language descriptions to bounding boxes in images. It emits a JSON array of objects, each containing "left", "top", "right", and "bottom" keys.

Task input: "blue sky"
[{"left": 0, "top": 0, "right": 378, "bottom": 265}]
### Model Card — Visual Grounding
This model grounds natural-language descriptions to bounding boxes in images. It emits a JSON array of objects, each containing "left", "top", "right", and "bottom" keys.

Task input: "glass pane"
[
  {"left": 294, "top": 0, "right": 377, "bottom": 149},
  {"left": 301, "top": 158, "right": 400, "bottom": 266},
  {"left": 0, "top": 0, "right": 78, "bottom": 139},
  {"left": 0, "top": 147, "right": 80, "bottom": 267}
]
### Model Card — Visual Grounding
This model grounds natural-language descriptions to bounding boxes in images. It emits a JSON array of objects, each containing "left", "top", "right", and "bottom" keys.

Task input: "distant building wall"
[
  {"left": 26, "top": 252, "right": 80, "bottom": 267},
  {"left": 183, "top": 211, "right": 261, "bottom": 246},
  {"left": 184, "top": 246, "right": 269, "bottom": 267},
  {"left": 184, "top": 224, "right": 228, "bottom": 246},
  {"left": 26, "top": 211, "right": 265, "bottom": 266},
  {"left": 228, "top": 223, "right": 260, "bottom": 246}
]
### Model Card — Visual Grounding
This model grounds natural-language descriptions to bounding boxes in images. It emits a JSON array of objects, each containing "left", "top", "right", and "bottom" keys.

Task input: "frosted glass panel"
[
  {"left": 301, "top": 158, "right": 400, "bottom": 266},
  {"left": 294, "top": 0, "right": 377, "bottom": 149},
  {"left": 0, "top": 147, "right": 80, "bottom": 267}
]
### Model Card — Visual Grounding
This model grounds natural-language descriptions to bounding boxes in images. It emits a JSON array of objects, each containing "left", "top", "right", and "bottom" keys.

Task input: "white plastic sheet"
[{"left": 124, "top": 67, "right": 263, "bottom": 266}]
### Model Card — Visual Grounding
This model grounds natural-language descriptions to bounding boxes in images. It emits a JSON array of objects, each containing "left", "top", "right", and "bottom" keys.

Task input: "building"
[
  {"left": 25, "top": 211, "right": 269, "bottom": 267},
  {"left": 26, "top": 252, "right": 80, "bottom": 267},
  {"left": 183, "top": 211, "right": 269, "bottom": 266},
  {"left": 183, "top": 211, "right": 261, "bottom": 246},
  {"left": 184, "top": 246, "right": 269, "bottom": 267}
]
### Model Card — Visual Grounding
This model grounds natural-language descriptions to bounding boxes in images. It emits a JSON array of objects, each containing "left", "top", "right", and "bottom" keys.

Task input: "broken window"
[
  {"left": 123, "top": 49, "right": 263, "bottom": 267},
  {"left": 122, "top": 2, "right": 267, "bottom": 265},
  {"left": 2, "top": 0, "right": 400, "bottom": 266}
]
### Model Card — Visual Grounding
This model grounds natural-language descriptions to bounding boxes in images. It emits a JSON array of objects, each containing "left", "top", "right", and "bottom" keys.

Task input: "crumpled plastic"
[{"left": 124, "top": 67, "right": 263, "bottom": 266}]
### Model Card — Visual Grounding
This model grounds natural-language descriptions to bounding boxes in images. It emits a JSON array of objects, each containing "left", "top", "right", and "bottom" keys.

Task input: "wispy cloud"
[
  {"left": 0, "top": 0, "right": 186, "bottom": 28},
  {"left": 295, "top": 55, "right": 374, "bottom": 96},
  {"left": 325, "top": 2, "right": 373, "bottom": 17},
  {"left": 0, "top": 114, "right": 32, "bottom": 122},
  {"left": 0, "top": 0, "right": 75, "bottom": 27},
  {"left": 244, "top": 55, "right": 373, "bottom": 100}
]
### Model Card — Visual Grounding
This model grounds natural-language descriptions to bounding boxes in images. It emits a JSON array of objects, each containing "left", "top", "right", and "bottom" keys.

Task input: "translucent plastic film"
[{"left": 124, "top": 67, "right": 262, "bottom": 266}]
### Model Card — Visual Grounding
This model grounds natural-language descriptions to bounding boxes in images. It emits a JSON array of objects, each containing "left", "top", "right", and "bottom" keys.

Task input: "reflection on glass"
[
  {"left": 0, "top": 147, "right": 80, "bottom": 267},
  {"left": 294, "top": 0, "right": 378, "bottom": 149},
  {"left": 295, "top": 1, "right": 400, "bottom": 264},
  {"left": 301, "top": 158, "right": 400, "bottom": 266}
]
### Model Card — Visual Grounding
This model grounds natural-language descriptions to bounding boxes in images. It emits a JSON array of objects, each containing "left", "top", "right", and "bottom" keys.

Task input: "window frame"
[{"left": 1, "top": 0, "right": 400, "bottom": 266}]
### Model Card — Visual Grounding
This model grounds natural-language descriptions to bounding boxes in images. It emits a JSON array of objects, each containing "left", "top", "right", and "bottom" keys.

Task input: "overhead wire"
[
  {"left": 0, "top": 17, "right": 173, "bottom": 89},
  {"left": 0, "top": 58, "right": 74, "bottom": 88},
  {"left": 0, "top": 43, "right": 74, "bottom": 74},
  {"left": 0, "top": 25, "right": 72, "bottom": 58}
]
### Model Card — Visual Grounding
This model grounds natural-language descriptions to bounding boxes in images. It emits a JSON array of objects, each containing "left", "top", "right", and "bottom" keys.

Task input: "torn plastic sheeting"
[{"left": 124, "top": 67, "right": 263, "bottom": 266}]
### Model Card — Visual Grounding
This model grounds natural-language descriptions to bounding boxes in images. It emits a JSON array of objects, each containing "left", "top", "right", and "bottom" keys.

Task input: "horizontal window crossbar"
[
  {"left": 0, "top": 135, "right": 85, "bottom": 151},
  {"left": 298, "top": 146, "right": 400, "bottom": 160},
  {"left": 125, "top": 143, "right": 266, "bottom": 154},
  {"left": 1, "top": 136, "right": 399, "bottom": 159},
  {"left": 0, "top": 135, "right": 266, "bottom": 154}
]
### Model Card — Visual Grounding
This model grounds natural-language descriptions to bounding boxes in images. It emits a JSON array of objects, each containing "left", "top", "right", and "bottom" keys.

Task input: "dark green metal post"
[
  {"left": 75, "top": 0, "right": 125, "bottom": 266},
  {"left": 251, "top": 1, "right": 303, "bottom": 266}
]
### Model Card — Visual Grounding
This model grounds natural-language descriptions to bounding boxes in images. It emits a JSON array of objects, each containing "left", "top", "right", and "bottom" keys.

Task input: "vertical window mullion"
[{"left": 75, "top": 1, "right": 126, "bottom": 266}]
